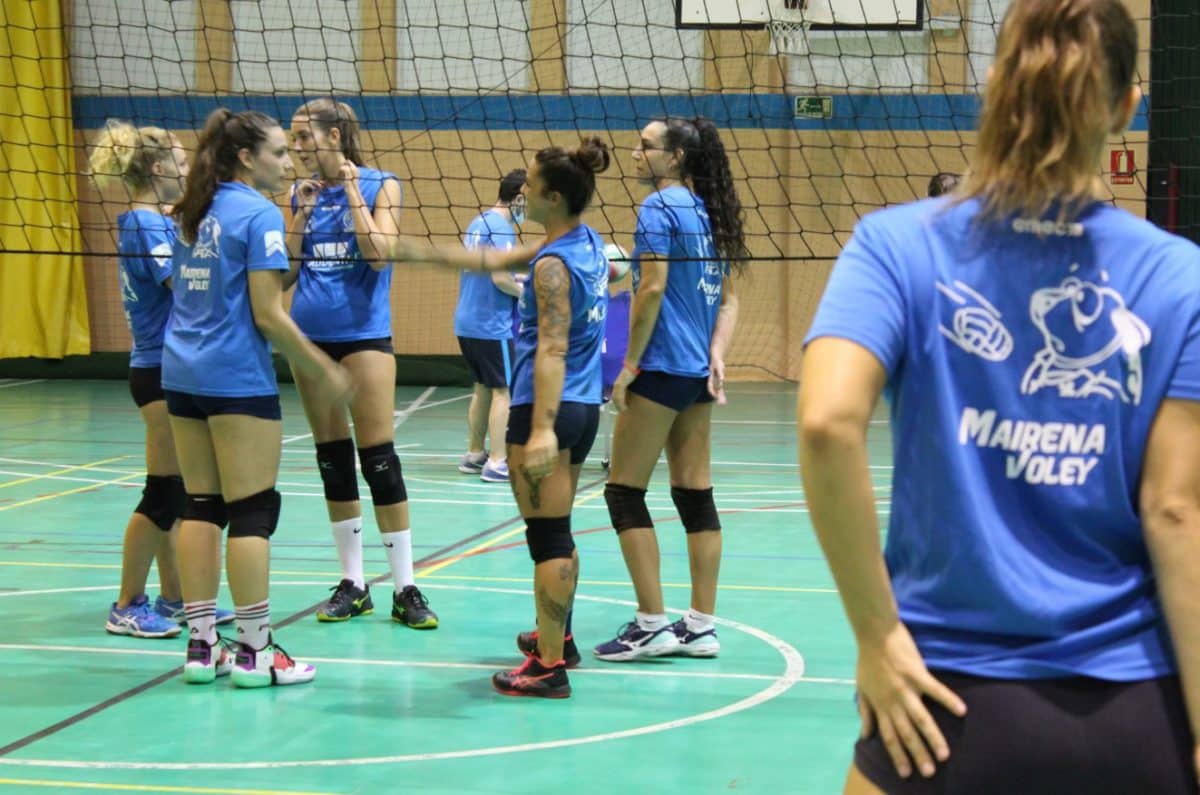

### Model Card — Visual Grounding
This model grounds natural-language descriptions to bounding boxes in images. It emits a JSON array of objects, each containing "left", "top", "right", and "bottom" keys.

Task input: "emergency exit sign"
[{"left": 794, "top": 96, "right": 833, "bottom": 120}]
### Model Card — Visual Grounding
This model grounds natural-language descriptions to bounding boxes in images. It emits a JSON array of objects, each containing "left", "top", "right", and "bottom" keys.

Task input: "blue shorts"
[
  {"left": 458, "top": 336, "right": 514, "bottom": 389},
  {"left": 165, "top": 390, "right": 282, "bottom": 421},
  {"left": 506, "top": 402, "right": 600, "bottom": 465},
  {"left": 628, "top": 370, "right": 713, "bottom": 412},
  {"left": 129, "top": 366, "right": 165, "bottom": 408}
]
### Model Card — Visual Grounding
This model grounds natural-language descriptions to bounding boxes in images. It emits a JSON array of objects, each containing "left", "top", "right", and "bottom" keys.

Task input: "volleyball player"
[
  {"left": 799, "top": 1, "right": 1199, "bottom": 791},
  {"left": 167, "top": 108, "right": 352, "bottom": 687},
  {"left": 454, "top": 169, "right": 527, "bottom": 484},
  {"left": 591, "top": 117, "right": 746, "bottom": 662},
  {"left": 394, "top": 138, "right": 612, "bottom": 697},
  {"left": 285, "top": 99, "right": 437, "bottom": 629},
  {"left": 88, "top": 121, "right": 233, "bottom": 638}
]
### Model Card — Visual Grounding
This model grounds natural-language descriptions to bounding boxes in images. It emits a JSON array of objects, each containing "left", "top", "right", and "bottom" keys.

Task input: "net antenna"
[{"left": 766, "top": 0, "right": 811, "bottom": 55}]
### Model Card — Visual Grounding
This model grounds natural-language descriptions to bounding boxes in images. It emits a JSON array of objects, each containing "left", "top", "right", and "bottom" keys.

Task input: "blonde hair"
[
  {"left": 960, "top": 0, "right": 1137, "bottom": 221},
  {"left": 88, "top": 120, "right": 175, "bottom": 192}
]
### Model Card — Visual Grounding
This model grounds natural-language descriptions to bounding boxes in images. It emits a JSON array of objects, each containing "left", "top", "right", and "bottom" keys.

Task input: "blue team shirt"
[
  {"left": 632, "top": 185, "right": 725, "bottom": 377},
  {"left": 454, "top": 210, "right": 519, "bottom": 339},
  {"left": 162, "top": 182, "right": 290, "bottom": 397},
  {"left": 510, "top": 225, "right": 608, "bottom": 406},
  {"left": 806, "top": 196, "right": 1200, "bottom": 681},
  {"left": 117, "top": 209, "right": 176, "bottom": 368},
  {"left": 290, "top": 167, "right": 398, "bottom": 341}
]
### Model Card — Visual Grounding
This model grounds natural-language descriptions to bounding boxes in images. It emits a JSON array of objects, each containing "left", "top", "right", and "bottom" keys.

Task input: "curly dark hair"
[{"left": 661, "top": 116, "right": 748, "bottom": 273}]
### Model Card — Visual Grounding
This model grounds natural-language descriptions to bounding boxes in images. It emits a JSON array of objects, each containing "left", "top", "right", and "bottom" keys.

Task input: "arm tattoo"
[{"left": 535, "top": 258, "right": 570, "bottom": 351}]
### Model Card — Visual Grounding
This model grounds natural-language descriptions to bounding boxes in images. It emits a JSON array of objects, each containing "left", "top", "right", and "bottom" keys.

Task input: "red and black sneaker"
[
  {"left": 493, "top": 655, "right": 571, "bottom": 698},
  {"left": 515, "top": 630, "right": 581, "bottom": 668}
]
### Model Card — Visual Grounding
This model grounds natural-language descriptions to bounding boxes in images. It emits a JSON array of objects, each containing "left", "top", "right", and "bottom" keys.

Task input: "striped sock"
[
  {"left": 234, "top": 600, "right": 271, "bottom": 651},
  {"left": 184, "top": 600, "right": 218, "bottom": 645}
]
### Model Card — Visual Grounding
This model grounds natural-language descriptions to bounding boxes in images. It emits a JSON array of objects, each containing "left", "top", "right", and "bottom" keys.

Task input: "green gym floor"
[{"left": 0, "top": 378, "right": 893, "bottom": 795}]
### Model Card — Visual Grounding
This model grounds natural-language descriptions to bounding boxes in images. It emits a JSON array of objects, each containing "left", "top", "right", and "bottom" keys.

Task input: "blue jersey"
[
  {"left": 117, "top": 209, "right": 176, "bottom": 368},
  {"left": 806, "top": 197, "right": 1200, "bottom": 681},
  {"left": 510, "top": 225, "right": 608, "bottom": 406},
  {"left": 162, "top": 182, "right": 290, "bottom": 397},
  {"left": 632, "top": 185, "right": 725, "bottom": 377},
  {"left": 454, "top": 210, "right": 518, "bottom": 339},
  {"left": 290, "top": 167, "right": 398, "bottom": 342}
]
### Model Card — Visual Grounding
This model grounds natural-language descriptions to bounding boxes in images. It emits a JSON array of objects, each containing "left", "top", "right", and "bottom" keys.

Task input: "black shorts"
[
  {"left": 854, "top": 670, "right": 1197, "bottom": 795},
  {"left": 458, "top": 336, "right": 514, "bottom": 389},
  {"left": 628, "top": 370, "right": 714, "bottom": 412},
  {"left": 129, "top": 366, "right": 165, "bottom": 408},
  {"left": 165, "top": 390, "right": 282, "bottom": 421},
  {"left": 506, "top": 402, "right": 600, "bottom": 465},
  {"left": 313, "top": 337, "right": 393, "bottom": 362}
]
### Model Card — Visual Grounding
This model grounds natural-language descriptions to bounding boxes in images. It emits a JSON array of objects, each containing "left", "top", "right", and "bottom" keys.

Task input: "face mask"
[{"left": 511, "top": 204, "right": 525, "bottom": 225}]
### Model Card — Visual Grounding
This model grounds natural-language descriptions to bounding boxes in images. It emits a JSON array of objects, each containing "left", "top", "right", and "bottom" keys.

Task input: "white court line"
[
  {"left": 403, "top": 392, "right": 471, "bottom": 412},
  {"left": 0, "top": 379, "right": 46, "bottom": 389}
]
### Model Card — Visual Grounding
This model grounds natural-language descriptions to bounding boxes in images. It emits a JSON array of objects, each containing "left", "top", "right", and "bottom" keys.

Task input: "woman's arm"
[
  {"left": 707, "top": 275, "right": 739, "bottom": 403},
  {"left": 519, "top": 256, "right": 571, "bottom": 485},
  {"left": 608, "top": 253, "right": 667, "bottom": 410},
  {"left": 283, "top": 179, "right": 319, "bottom": 289},
  {"left": 1139, "top": 397, "right": 1200, "bottom": 783},
  {"left": 393, "top": 234, "right": 543, "bottom": 274},
  {"left": 342, "top": 164, "right": 402, "bottom": 272}
]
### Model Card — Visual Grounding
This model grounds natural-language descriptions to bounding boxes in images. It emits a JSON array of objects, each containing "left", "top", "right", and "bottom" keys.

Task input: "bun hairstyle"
[
  {"left": 534, "top": 137, "right": 612, "bottom": 216},
  {"left": 172, "top": 107, "right": 279, "bottom": 242},
  {"left": 293, "top": 98, "right": 365, "bottom": 166},
  {"left": 961, "top": 0, "right": 1137, "bottom": 221},
  {"left": 88, "top": 120, "right": 175, "bottom": 192},
  {"left": 660, "top": 116, "right": 747, "bottom": 272}
]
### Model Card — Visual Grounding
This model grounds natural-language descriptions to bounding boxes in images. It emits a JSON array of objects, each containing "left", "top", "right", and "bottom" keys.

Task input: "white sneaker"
[
  {"left": 182, "top": 636, "right": 235, "bottom": 684},
  {"left": 669, "top": 618, "right": 720, "bottom": 657},
  {"left": 593, "top": 620, "right": 681, "bottom": 661},
  {"left": 231, "top": 637, "right": 316, "bottom": 688}
]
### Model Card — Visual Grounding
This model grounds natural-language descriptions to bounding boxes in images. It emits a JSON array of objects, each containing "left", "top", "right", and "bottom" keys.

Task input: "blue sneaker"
[
  {"left": 593, "top": 620, "right": 680, "bottom": 662},
  {"left": 154, "top": 596, "right": 235, "bottom": 627},
  {"left": 106, "top": 594, "right": 182, "bottom": 638},
  {"left": 669, "top": 618, "right": 720, "bottom": 657},
  {"left": 480, "top": 459, "right": 509, "bottom": 483},
  {"left": 458, "top": 451, "right": 487, "bottom": 474}
]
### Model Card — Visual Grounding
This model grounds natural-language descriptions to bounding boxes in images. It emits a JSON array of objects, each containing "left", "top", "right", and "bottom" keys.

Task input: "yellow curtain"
[{"left": 0, "top": 0, "right": 90, "bottom": 358}]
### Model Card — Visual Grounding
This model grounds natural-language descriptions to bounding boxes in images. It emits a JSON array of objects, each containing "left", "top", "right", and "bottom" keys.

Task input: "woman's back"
[{"left": 809, "top": 196, "right": 1200, "bottom": 680}]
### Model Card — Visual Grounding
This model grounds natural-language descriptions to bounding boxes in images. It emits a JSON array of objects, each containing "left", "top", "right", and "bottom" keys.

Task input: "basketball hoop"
[{"left": 766, "top": 0, "right": 811, "bottom": 55}]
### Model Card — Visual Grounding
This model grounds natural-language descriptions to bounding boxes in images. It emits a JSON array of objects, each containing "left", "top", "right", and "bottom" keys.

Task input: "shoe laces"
[
  {"left": 270, "top": 641, "right": 297, "bottom": 669},
  {"left": 614, "top": 620, "right": 643, "bottom": 641},
  {"left": 402, "top": 586, "right": 429, "bottom": 609}
]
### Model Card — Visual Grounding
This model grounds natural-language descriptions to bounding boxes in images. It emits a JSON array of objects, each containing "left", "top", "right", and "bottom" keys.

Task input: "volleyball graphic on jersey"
[{"left": 603, "top": 242, "right": 630, "bottom": 282}]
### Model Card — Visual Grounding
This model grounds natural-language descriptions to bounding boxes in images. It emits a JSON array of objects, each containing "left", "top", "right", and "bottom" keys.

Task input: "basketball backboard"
[{"left": 675, "top": 0, "right": 923, "bottom": 31}]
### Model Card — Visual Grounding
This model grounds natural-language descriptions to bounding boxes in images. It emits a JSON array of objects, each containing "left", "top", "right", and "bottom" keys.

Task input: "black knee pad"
[
  {"left": 525, "top": 516, "right": 575, "bottom": 564},
  {"left": 605, "top": 483, "right": 653, "bottom": 533},
  {"left": 135, "top": 475, "right": 185, "bottom": 531},
  {"left": 358, "top": 442, "right": 407, "bottom": 506},
  {"left": 183, "top": 493, "right": 228, "bottom": 529},
  {"left": 671, "top": 486, "right": 721, "bottom": 533},
  {"left": 316, "top": 438, "right": 359, "bottom": 502},
  {"left": 227, "top": 488, "right": 282, "bottom": 539}
]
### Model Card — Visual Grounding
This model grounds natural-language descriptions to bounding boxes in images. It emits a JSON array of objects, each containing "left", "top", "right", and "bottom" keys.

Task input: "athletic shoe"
[
  {"left": 480, "top": 459, "right": 510, "bottom": 483},
  {"left": 182, "top": 635, "right": 235, "bottom": 684},
  {"left": 669, "top": 618, "right": 720, "bottom": 657},
  {"left": 391, "top": 585, "right": 438, "bottom": 629},
  {"left": 492, "top": 655, "right": 571, "bottom": 698},
  {"left": 458, "top": 451, "right": 487, "bottom": 474},
  {"left": 106, "top": 594, "right": 182, "bottom": 638},
  {"left": 154, "top": 596, "right": 235, "bottom": 627},
  {"left": 593, "top": 620, "right": 680, "bottom": 661},
  {"left": 516, "top": 630, "right": 581, "bottom": 668},
  {"left": 230, "top": 637, "right": 316, "bottom": 688},
  {"left": 315, "top": 579, "right": 374, "bottom": 622}
]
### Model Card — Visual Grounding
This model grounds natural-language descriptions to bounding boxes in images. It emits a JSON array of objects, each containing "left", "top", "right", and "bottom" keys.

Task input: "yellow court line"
[
  {"left": 0, "top": 456, "right": 130, "bottom": 490},
  {"left": 419, "top": 572, "right": 837, "bottom": 594},
  {"left": 0, "top": 778, "right": 340, "bottom": 795},
  {"left": 0, "top": 471, "right": 144, "bottom": 513}
]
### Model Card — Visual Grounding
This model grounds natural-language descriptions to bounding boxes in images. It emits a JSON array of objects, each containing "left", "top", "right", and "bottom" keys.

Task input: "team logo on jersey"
[
  {"left": 936, "top": 280, "right": 1013, "bottom": 362},
  {"left": 192, "top": 216, "right": 221, "bottom": 260},
  {"left": 263, "top": 229, "right": 285, "bottom": 259},
  {"left": 342, "top": 210, "right": 355, "bottom": 233},
  {"left": 120, "top": 268, "right": 138, "bottom": 304},
  {"left": 151, "top": 242, "right": 173, "bottom": 273},
  {"left": 1021, "top": 272, "right": 1151, "bottom": 404}
]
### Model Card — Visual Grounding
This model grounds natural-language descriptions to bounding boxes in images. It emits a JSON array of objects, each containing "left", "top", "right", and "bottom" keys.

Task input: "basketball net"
[{"left": 767, "top": 0, "right": 811, "bottom": 55}]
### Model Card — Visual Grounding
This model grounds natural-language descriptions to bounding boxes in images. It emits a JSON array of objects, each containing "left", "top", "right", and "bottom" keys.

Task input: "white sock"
[
  {"left": 382, "top": 529, "right": 414, "bottom": 590},
  {"left": 635, "top": 611, "right": 669, "bottom": 631},
  {"left": 685, "top": 608, "right": 715, "bottom": 633},
  {"left": 234, "top": 599, "right": 271, "bottom": 651},
  {"left": 184, "top": 600, "right": 217, "bottom": 645},
  {"left": 331, "top": 517, "right": 365, "bottom": 589}
]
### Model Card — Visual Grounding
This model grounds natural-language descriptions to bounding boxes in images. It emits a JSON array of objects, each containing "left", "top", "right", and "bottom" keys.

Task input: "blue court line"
[{"left": 69, "top": 93, "right": 1151, "bottom": 133}]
